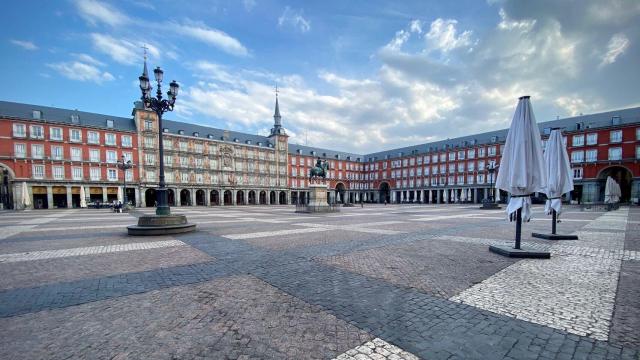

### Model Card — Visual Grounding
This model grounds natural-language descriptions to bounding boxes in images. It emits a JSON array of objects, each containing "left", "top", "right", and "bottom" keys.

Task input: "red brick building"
[{"left": 0, "top": 102, "right": 139, "bottom": 209}]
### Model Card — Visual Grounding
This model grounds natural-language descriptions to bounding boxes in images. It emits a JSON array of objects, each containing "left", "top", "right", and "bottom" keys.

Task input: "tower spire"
[
  {"left": 270, "top": 85, "right": 286, "bottom": 136},
  {"left": 141, "top": 44, "right": 149, "bottom": 78}
]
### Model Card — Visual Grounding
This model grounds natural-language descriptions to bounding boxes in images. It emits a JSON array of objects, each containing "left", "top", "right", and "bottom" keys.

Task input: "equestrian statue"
[{"left": 309, "top": 158, "right": 329, "bottom": 183}]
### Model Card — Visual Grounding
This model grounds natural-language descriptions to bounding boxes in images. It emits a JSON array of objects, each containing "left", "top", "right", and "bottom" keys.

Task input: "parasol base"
[
  {"left": 489, "top": 245, "right": 550, "bottom": 259},
  {"left": 531, "top": 232, "right": 578, "bottom": 240},
  {"left": 480, "top": 203, "right": 501, "bottom": 210},
  {"left": 127, "top": 215, "right": 196, "bottom": 236}
]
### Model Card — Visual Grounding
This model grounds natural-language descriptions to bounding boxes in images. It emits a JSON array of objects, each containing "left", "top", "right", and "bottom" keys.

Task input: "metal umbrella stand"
[
  {"left": 532, "top": 128, "right": 578, "bottom": 240},
  {"left": 488, "top": 96, "right": 550, "bottom": 259}
]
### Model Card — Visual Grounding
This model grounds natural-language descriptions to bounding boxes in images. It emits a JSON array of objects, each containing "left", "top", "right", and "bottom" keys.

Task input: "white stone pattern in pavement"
[
  {"left": 0, "top": 240, "right": 186, "bottom": 263},
  {"left": 223, "top": 221, "right": 407, "bottom": 239},
  {"left": 332, "top": 338, "right": 419, "bottom": 360},
  {"left": 448, "top": 209, "right": 630, "bottom": 341}
]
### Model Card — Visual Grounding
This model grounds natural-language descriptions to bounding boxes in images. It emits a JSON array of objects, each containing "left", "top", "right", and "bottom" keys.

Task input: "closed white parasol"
[
  {"left": 495, "top": 96, "right": 547, "bottom": 223},
  {"left": 80, "top": 186, "right": 87, "bottom": 208},
  {"left": 21, "top": 182, "right": 31, "bottom": 208},
  {"left": 542, "top": 129, "right": 573, "bottom": 216},
  {"left": 604, "top": 176, "right": 620, "bottom": 204}
]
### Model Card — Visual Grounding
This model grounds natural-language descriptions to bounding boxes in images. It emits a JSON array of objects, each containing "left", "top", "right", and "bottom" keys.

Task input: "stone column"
[
  {"left": 474, "top": 188, "right": 478, "bottom": 203},
  {"left": 176, "top": 189, "right": 182, "bottom": 207},
  {"left": 204, "top": 189, "right": 210, "bottom": 206},
  {"left": 191, "top": 188, "right": 196, "bottom": 206},
  {"left": 101, "top": 186, "right": 108, "bottom": 203},
  {"left": 46, "top": 186, "right": 54, "bottom": 209},
  {"left": 66, "top": 185, "right": 73, "bottom": 208},
  {"left": 391, "top": 191, "right": 396, "bottom": 203},
  {"left": 140, "top": 187, "right": 146, "bottom": 207},
  {"left": 232, "top": 190, "right": 237, "bottom": 205}
]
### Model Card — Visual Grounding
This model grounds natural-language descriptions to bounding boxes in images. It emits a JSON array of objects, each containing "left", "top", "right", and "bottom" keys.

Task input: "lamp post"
[
  {"left": 139, "top": 66, "right": 179, "bottom": 216},
  {"left": 117, "top": 155, "right": 133, "bottom": 208}
]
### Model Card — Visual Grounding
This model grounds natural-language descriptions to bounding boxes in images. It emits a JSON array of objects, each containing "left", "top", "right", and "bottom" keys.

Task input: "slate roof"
[
  {"left": 364, "top": 106, "right": 640, "bottom": 161},
  {"left": 0, "top": 100, "right": 137, "bottom": 132},
  {"left": 1, "top": 100, "right": 639, "bottom": 159}
]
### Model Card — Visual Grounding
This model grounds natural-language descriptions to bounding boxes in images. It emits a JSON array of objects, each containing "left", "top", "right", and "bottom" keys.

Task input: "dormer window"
[
  {"left": 297, "top": 149, "right": 302, "bottom": 154},
  {"left": 178, "top": 130, "right": 184, "bottom": 135},
  {"left": 106, "top": 119, "right": 114, "bottom": 128},
  {"left": 246, "top": 140, "right": 251, "bottom": 145},
  {"left": 268, "top": 143, "right": 273, "bottom": 148},
  {"left": 611, "top": 116, "right": 621, "bottom": 125},
  {"left": 32, "top": 110, "right": 42, "bottom": 119},
  {"left": 163, "top": 128, "right": 169, "bottom": 133},
  {"left": 70, "top": 114, "right": 80, "bottom": 124},
  {"left": 193, "top": 132, "right": 199, "bottom": 137},
  {"left": 208, "top": 134, "right": 214, "bottom": 139},
  {"left": 234, "top": 138, "right": 239, "bottom": 142},
  {"left": 491, "top": 136, "right": 498, "bottom": 143},
  {"left": 311, "top": 151, "right": 316, "bottom": 156}
]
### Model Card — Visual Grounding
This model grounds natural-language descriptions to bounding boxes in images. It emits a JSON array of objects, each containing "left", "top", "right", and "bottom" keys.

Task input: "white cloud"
[
  {"left": 600, "top": 33, "right": 630, "bottom": 67},
  {"left": 410, "top": 20, "right": 423, "bottom": 34},
  {"left": 74, "top": 0, "right": 130, "bottom": 27},
  {"left": 497, "top": 8, "right": 536, "bottom": 32},
  {"left": 90, "top": 33, "right": 159, "bottom": 65},
  {"left": 555, "top": 96, "right": 601, "bottom": 116},
  {"left": 71, "top": 53, "right": 105, "bottom": 66},
  {"left": 425, "top": 18, "right": 474, "bottom": 52},
  {"left": 173, "top": 21, "right": 249, "bottom": 57},
  {"left": 243, "top": 0, "right": 256, "bottom": 12},
  {"left": 278, "top": 6, "right": 311, "bottom": 33},
  {"left": 47, "top": 61, "right": 114, "bottom": 84},
  {"left": 10, "top": 39, "right": 38, "bottom": 51}
]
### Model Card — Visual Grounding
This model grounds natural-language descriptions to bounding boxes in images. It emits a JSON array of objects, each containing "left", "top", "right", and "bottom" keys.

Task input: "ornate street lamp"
[
  {"left": 139, "top": 66, "right": 179, "bottom": 216},
  {"left": 117, "top": 155, "right": 133, "bottom": 208}
]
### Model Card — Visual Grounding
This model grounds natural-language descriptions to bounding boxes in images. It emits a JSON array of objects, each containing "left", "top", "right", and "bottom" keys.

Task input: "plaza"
[{"left": 0, "top": 204, "right": 638, "bottom": 359}]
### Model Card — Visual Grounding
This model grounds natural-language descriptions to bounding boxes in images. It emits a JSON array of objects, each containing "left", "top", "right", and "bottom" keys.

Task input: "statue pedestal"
[{"left": 296, "top": 183, "right": 339, "bottom": 213}]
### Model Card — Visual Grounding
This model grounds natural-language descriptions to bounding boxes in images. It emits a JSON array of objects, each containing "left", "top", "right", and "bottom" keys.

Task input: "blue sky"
[{"left": 2, "top": 0, "right": 639, "bottom": 153}]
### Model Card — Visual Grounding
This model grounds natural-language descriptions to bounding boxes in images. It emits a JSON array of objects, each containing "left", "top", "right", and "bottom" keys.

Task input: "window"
[
  {"left": 71, "top": 114, "right": 80, "bottom": 124},
  {"left": 90, "top": 167, "right": 101, "bottom": 180},
  {"left": 106, "top": 150, "right": 117, "bottom": 163},
  {"left": 87, "top": 131, "right": 99, "bottom": 144},
  {"left": 432, "top": 155, "right": 438, "bottom": 163},
  {"left": 458, "top": 151, "right": 465, "bottom": 160},
  {"left": 195, "top": 158, "right": 203, "bottom": 167},
  {"left": 180, "top": 156, "right": 188, "bottom": 167},
  {"left": 468, "top": 161, "right": 475, "bottom": 172},
  {"left": 572, "top": 135, "right": 584, "bottom": 147},
  {"left": 144, "top": 120, "right": 153, "bottom": 130},
  {"left": 14, "top": 143, "right": 26, "bottom": 158},
  {"left": 637, "top": 146, "right": 640, "bottom": 160},
  {"left": 610, "top": 130, "right": 622, "bottom": 143},
  {"left": 144, "top": 137, "right": 154, "bottom": 148},
  {"left": 585, "top": 149, "right": 597, "bottom": 162},
  {"left": 53, "top": 166, "right": 64, "bottom": 180},
  {"left": 457, "top": 163, "right": 465, "bottom": 172},
  {"left": 105, "top": 133, "right": 116, "bottom": 146},
  {"left": 488, "top": 146, "right": 496, "bottom": 156},
  {"left": 637, "top": 128, "right": 640, "bottom": 140},
  {"left": 468, "top": 149, "right": 475, "bottom": 159},
  {"left": 30, "top": 125, "right": 44, "bottom": 139},
  {"left": 146, "top": 153, "right": 157, "bottom": 165},
  {"left": 196, "top": 174, "right": 203, "bottom": 184},
  {"left": 448, "top": 152, "right": 456, "bottom": 161},
  {"left": 70, "top": 129, "right": 82, "bottom": 142},
  {"left": 121, "top": 135, "right": 132, "bottom": 147},
  {"left": 146, "top": 170, "right": 156, "bottom": 182},
  {"left": 608, "top": 147, "right": 622, "bottom": 161},
  {"left": 573, "top": 168, "right": 583, "bottom": 180},
  {"left": 33, "top": 165, "right": 44, "bottom": 179},
  {"left": 478, "top": 160, "right": 485, "bottom": 170},
  {"left": 107, "top": 169, "right": 117, "bottom": 181},
  {"left": 50, "top": 127, "right": 63, "bottom": 141},
  {"left": 72, "top": 167, "right": 83, "bottom": 180},
  {"left": 478, "top": 147, "right": 485, "bottom": 157},
  {"left": 467, "top": 175, "right": 475, "bottom": 184},
  {"left": 31, "top": 144, "right": 44, "bottom": 159},
  {"left": 51, "top": 146, "right": 64, "bottom": 160},
  {"left": 89, "top": 149, "right": 100, "bottom": 162},
  {"left": 125, "top": 169, "right": 133, "bottom": 181},
  {"left": 477, "top": 174, "right": 485, "bottom": 184},
  {"left": 181, "top": 172, "right": 189, "bottom": 183},
  {"left": 12, "top": 123, "right": 26, "bottom": 137},
  {"left": 106, "top": 119, "right": 114, "bottom": 128},
  {"left": 570, "top": 151, "right": 584, "bottom": 163},
  {"left": 194, "top": 143, "right": 203, "bottom": 153},
  {"left": 32, "top": 110, "right": 42, "bottom": 119},
  {"left": 179, "top": 141, "right": 188, "bottom": 151},
  {"left": 586, "top": 133, "right": 597, "bottom": 145}
]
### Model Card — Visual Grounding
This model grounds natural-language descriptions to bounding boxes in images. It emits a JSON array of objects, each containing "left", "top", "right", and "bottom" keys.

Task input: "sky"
[{"left": 1, "top": 0, "right": 639, "bottom": 154}]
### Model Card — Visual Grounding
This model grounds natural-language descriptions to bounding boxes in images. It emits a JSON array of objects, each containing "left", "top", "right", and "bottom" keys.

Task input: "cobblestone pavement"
[{"left": 0, "top": 205, "right": 638, "bottom": 359}]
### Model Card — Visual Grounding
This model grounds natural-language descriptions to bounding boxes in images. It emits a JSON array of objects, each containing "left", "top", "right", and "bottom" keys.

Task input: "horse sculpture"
[{"left": 309, "top": 159, "right": 329, "bottom": 182}]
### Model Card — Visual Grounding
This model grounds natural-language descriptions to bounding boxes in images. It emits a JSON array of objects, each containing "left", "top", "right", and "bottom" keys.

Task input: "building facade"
[{"left": 1, "top": 98, "right": 639, "bottom": 210}]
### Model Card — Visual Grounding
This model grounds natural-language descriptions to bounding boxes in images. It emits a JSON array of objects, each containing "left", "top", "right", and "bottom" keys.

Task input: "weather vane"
[{"left": 141, "top": 44, "right": 148, "bottom": 60}]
